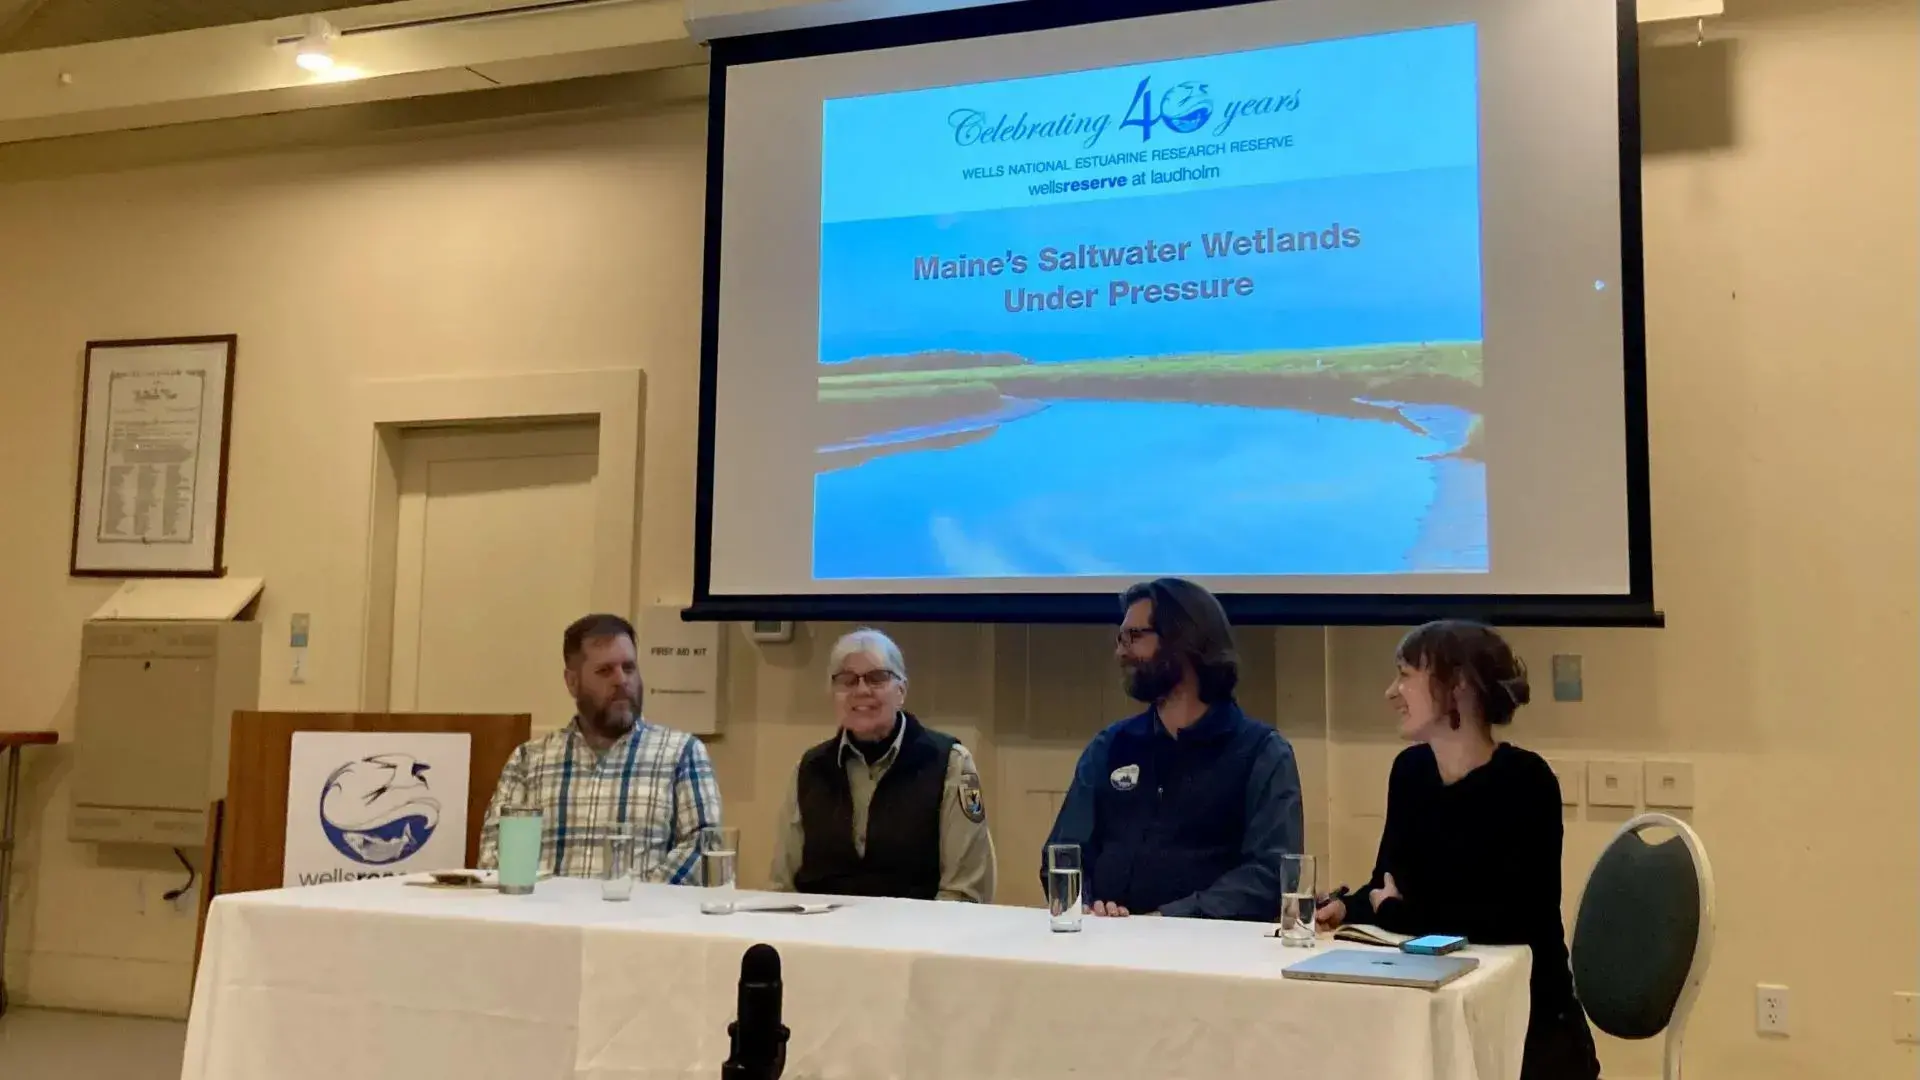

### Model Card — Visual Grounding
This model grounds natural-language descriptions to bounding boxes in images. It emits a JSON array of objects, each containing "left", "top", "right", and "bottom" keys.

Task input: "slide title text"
[{"left": 911, "top": 222, "right": 1363, "bottom": 312}]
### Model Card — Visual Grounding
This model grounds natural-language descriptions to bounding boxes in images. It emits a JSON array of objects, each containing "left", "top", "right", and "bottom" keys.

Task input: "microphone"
[{"left": 722, "top": 943, "right": 789, "bottom": 1080}]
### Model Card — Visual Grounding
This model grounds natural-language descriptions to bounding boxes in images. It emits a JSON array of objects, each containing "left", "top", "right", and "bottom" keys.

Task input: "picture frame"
[{"left": 69, "top": 335, "right": 237, "bottom": 578}]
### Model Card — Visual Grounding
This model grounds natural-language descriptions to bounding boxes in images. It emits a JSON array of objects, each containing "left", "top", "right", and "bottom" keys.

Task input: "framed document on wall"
[{"left": 70, "top": 335, "right": 237, "bottom": 577}]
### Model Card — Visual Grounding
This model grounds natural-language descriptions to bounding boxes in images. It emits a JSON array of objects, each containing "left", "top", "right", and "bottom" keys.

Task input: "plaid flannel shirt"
[{"left": 478, "top": 719, "right": 721, "bottom": 883}]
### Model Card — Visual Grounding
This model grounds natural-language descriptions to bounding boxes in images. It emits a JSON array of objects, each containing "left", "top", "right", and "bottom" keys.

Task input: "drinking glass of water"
[
  {"left": 1046, "top": 843, "right": 1083, "bottom": 933},
  {"left": 698, "top": 826, "right": 741, "bottom": 914},
  {"left": 601, "top": 829, "right": 635, "bottom": 902},
  {"left": 1279, "top": 853, "right": 1317, "bottom": 947}
]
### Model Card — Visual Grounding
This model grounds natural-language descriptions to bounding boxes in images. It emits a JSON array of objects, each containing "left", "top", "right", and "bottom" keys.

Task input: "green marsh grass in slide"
[{"left": 815, "top": 342, "right": 1483, "bottom": 451}]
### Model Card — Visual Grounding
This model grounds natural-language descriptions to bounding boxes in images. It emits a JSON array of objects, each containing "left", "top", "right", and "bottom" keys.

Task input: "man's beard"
[
  {"left": 578, "top": 687, "right": 639, "bottom": 737},
  {"left": 1122, "top": 653, "right": 1183, "bottom": 704}
]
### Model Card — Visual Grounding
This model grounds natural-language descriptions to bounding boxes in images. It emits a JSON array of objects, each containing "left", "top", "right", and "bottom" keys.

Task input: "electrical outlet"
[
  {"left": 1756, "top": 984, "right": 1790, "bottom": 1036},
  {"left": 1893, "top": 992, "right": 1918, "bottom": 1043},
  {"left": 1644, "top": 760, "right": 1695, "bottom": 809},
  {"left": 1586, "top": 759, "right": 1641, "bottom": 808}
]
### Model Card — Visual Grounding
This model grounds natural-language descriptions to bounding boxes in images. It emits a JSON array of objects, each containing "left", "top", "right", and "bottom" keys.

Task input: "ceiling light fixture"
[
  {"left": 275, "top": 1, "right": 632, "bottom": 78},
  {"left": 293, "top": 15, "right": 337, "bottom": 73}
]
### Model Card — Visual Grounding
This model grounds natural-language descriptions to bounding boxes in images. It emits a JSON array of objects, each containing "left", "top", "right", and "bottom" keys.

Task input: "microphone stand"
[{"left": 721, "top": 1019, "right": 789, "bottom": 1080}]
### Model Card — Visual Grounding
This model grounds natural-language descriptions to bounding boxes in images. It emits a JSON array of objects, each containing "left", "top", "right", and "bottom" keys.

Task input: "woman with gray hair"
[{"left": 767, "top": 628, "right": 996, "bottom": 902}]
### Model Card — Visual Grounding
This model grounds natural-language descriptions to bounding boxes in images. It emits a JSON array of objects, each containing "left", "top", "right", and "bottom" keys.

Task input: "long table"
[{"left": 182, "top": 877, "right": 1531, "bottom": 1080}]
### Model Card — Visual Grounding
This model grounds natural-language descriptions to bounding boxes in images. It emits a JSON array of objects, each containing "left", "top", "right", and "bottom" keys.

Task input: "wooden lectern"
[{"left": 196, "top": 711, "right": 531, "bottom": 973}]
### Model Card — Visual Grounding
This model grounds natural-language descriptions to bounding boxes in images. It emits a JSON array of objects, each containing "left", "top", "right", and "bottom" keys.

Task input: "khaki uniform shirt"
[{"left": 767, "top": 723, "right": 996, "bottom": 903}]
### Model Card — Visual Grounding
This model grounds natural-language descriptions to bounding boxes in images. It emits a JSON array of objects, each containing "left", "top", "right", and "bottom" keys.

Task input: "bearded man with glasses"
[
  {"left": 767, "top": 628, "right": 996, "bottom": 902},
  {"left": 1044, "top": 578, "right": 1303, "bottom": 920}
]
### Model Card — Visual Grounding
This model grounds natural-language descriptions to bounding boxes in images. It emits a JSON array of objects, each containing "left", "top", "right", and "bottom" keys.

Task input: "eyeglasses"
[
  {"left": 831, "top": 669, "right": 898, "bottom": 690},
  {"left": 1116, "top": 627, "right": 1157, "bottom": 647}
]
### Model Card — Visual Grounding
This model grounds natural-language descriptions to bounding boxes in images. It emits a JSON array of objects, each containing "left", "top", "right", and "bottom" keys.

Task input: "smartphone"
[{"left": 1401, "top": 934, "right": 1467, "bottom": 956}]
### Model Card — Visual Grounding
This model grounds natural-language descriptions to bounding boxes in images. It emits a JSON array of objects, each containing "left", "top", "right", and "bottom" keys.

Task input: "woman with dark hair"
[{"left": 1316, "top": 620, "right": 1600, "bottom": 1080}]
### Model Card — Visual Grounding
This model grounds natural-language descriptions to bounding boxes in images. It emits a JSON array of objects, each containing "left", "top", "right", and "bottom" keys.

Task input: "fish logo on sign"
[{"left": 319, "top": 754, "right": 441, "bottom": 865}]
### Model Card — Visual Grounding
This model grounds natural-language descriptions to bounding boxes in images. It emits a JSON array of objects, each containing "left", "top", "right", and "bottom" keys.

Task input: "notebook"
[
  {"left": 1331, "top": 923, "right": 1413, "bottom": 948},
  {"left": 1281, "top": 948, "right": 1479, "bottom": 990}
]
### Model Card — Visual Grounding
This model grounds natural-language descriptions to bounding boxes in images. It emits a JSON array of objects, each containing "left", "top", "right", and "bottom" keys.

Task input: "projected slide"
[{"left": 813, "top": 24, "right": 1485, "bottom": 581}]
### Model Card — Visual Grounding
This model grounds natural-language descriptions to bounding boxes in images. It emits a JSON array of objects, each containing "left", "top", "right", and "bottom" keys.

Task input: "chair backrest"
[{"left": 1570, "top": 813, "right": 1714, "bottom": 1041}]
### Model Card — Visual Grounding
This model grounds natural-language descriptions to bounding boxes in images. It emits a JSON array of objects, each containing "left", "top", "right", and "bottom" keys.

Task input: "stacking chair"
[{"left": 1570, "top": 812, "right": 1715, "bottom": 1080}]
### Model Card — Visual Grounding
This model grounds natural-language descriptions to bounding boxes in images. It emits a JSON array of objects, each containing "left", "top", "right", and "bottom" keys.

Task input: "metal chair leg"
[{"left": 1663, "top": 1019, "right": 1688, "bottom": 1080}]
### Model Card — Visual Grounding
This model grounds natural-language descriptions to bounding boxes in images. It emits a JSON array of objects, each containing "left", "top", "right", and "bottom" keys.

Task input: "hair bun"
[{"left": 1499, "top": 675, "right": 1531, "bottom": 706}]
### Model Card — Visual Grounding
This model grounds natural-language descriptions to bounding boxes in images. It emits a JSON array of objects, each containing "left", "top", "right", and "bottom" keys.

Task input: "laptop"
[{"left": 1281, "top": 947, "right": 1479, "bottom": 989}]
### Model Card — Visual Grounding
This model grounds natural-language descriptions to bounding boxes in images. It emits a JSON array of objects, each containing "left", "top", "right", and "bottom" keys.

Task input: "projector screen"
[{"left": 692, "top": 0, "right": 1655, "bottom": 625}]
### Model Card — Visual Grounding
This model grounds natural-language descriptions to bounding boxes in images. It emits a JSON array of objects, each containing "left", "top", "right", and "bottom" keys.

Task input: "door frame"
[{"left": 349, "top": 370, "right": 645, "bottom": 710}]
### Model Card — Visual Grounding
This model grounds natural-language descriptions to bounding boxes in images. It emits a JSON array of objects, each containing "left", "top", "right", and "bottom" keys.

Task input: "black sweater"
[{"left": 1343, "top": 743, "right": 1575, "bottom": 1016}]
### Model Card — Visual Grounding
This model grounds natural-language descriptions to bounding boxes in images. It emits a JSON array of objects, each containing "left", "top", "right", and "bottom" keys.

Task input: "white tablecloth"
[{"left": 183, "top": 878, "right": 1530, "bottom": 1080}]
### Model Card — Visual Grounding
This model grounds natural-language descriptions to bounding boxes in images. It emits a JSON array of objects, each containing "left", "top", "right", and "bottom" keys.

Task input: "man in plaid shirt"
[{"left": 479, "top": 613, "right": 722, "bottom": 882}]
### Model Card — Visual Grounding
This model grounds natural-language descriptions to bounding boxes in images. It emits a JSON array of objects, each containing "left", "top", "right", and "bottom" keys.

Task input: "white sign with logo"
[{"left": 282, "top": 732, "right": 472, "bottom": 887}]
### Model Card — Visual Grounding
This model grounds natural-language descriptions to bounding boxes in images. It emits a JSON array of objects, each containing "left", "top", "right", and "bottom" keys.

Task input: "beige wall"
[{"left": 0, "top": 0, "right": 1912, "bottom": 1076}]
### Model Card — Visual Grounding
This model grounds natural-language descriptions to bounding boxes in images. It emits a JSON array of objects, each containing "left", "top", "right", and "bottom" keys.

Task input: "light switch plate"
[
  {"left": 1551, "top": 654, "right": 1583, "bottom": 702},
  {"left": 1544, "top": 757, "right": 1581, "bottom": 807},
  {"left": 1586, "top": 759, "right": 1641, "bottom": 808},
  {"left": 747, "top": 619, "right": 794, "bottom": 644},
  {"left": 1894, "top": 992, "right": 1918, "bottom": 1044},
  {"left": 1644, "top": 760, "right": 1695, "bottom": 809}
]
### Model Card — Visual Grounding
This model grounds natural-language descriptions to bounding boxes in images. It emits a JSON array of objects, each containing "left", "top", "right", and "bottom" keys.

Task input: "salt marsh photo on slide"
[{"left": 812, "top": 339, "right": 1488, "bottom": 581}]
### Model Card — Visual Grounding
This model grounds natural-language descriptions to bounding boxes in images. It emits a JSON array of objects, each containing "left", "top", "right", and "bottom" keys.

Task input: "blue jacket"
[{"left": 1043, "top": 701, "right": 1303, "bottom": 920}]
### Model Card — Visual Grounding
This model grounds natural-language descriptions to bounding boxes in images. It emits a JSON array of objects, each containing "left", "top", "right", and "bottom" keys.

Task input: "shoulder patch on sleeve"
[{"left": 957, "top": 770, "right": 986, "bottom": 824}]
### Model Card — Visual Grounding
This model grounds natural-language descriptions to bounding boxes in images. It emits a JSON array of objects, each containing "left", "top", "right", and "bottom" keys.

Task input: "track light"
[{"left": 293, "top": 15, "right": 336, "bottom": 73}]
